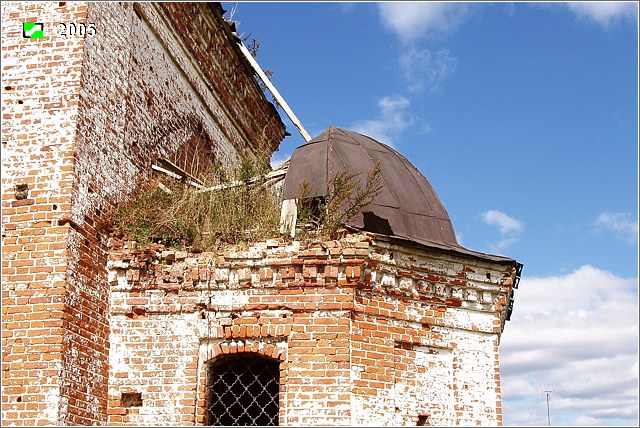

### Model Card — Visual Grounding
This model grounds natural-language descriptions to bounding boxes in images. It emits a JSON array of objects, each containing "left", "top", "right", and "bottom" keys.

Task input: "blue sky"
[{"left": 224, "top": 1, "right": 638, "bottom": 426}]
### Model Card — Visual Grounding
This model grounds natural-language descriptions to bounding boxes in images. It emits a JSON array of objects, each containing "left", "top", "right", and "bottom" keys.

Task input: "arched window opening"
[{"left": 206, "top": 353, "right": 280, "bottom": 426}]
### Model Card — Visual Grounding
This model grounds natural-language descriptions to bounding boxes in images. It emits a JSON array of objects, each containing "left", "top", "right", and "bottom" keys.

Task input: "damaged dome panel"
[{"left": 282, "top": 126, "right": 460, "bottom": 249}]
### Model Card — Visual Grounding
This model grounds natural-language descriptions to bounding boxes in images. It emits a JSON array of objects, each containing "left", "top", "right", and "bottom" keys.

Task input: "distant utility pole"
[{"left": 543, "top": 389, "right": 554, "bottom": 426}]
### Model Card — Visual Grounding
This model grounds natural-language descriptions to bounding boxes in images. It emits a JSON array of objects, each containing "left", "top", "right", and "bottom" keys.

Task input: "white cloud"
[
  {"left": 482, "top": 210, "right": 524, "bottom": 234},
  {"left": 400, "top": 47, "right": 458, "bottom": 92},
  {"left": 493, "top": 236, "right": 521, "bottom": 253},
  {"left": 350, "top": 95, "right": 415, "bottom": 147},
  {"left": 501, "top": 265, "right": 639, "bottom": 426},
  {"left": 565, "top": 2, "right": 638, "bottom": 27},
  {"left": 377, "top": 2, "right": 470, "bottom": 43},
  {"left": 594, "top": 211, "right": 638, "bottom": 244},
  {"left": 481, "top": 210, "right": 524, "bottom": 252}
]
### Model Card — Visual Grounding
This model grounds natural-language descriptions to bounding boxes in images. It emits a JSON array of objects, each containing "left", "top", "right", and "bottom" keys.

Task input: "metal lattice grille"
[{"left": 206, "top": 354, "right": 279, "bottom": 426}]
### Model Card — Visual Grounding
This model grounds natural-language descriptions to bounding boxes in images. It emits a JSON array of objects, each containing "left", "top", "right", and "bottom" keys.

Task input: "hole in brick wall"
[
  {"left": 16, "top": 396, "right": 22, "bottom": 402},
  {"left": 53, "top": 204, "right": 58, "bottom": 210},
  {"left": 14, "top": 183, "right": 29, "bottom": 200},
  {"left": 416, "top": 415, "right": 429, "bottom": 426},
  {"left": 17, "top": 100, "right": 23, "bottom": 104},
  {"left": 59, "top": 2, "right": 66, "bottom": 6},
  {"left": 486, "top": 272, "right": 491, "bottom": 280},
  {"left": 5, "top": 86, "right": 12, "bottom": 91},
  {"left": 121, "top": 392, "right": 142, "bottom": 408},
  {"left": 395, "top": 341, "right": 413, "bottom": 350}
]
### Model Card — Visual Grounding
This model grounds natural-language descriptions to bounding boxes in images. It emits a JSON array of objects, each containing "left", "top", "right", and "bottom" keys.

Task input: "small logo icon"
[{"left": 23, "top": 22, "right": 44, "bottom": 39}]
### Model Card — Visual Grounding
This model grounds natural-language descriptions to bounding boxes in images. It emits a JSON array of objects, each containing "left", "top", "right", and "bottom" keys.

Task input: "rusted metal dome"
[{"left": 282, "top": 126, "right": 464, "bottom": 249}]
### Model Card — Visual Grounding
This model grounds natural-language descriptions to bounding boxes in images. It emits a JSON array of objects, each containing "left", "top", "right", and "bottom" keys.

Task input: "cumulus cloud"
[
  {"left": 594, "top": 211, "right": 638, "bottom": 244},
  {"left": 377, "top": 2, "right": 470, "bottom": 43},
  {"left": 377, "top": 3, "right": 463, "bottom": 100},
  {"left": 501, "top": 265, "right": 639, "bottom": 426},
  {"left": 565, "top": 2, "right": 638, "bottom": 27},
  {"left": 482, "top": 210, "right": 524, "bottom": 234},
  {"left": 400, "top": 47, "right": 458, "bottom": 92},
  {"left": 481, "top": 210, "right": 524, "bottom": 251},
  {"left": 350, "top": 95, "right": 415, "bottom": 147}
]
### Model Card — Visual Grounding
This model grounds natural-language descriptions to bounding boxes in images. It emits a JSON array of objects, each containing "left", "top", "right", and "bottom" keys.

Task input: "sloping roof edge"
[{"left": 347, "top": 226, "right": 519, "bottom": 265}]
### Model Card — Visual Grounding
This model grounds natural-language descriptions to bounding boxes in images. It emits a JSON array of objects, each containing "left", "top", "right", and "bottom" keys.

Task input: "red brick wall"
[
  {"left": 2, "top": 2, "right": 88, "bottom": 424},
  {"left": 159, "top": 2, "right": 285, "bottom": 158},
  {"left": 106, "top": 234, "right": 517, "bottom": 426},
  {"left": 2, "top": 1, "right": 285, "bottom": 425}
]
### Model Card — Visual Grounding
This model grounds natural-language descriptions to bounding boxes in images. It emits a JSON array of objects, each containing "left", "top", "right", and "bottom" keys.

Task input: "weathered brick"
[{"left": 103, "top": 233, "right": 518, "bottom": 426}]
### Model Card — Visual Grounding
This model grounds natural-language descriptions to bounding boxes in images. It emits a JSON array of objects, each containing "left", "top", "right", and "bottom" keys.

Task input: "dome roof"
[{"left": 283, "top": 126, "right": 463, "bottom": 245}]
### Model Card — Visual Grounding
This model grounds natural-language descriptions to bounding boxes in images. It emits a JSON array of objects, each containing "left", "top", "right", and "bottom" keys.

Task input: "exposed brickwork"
[
  {"left": 106, "top": 234, "right": 517, "bottom": 426},
  {"left": 2, "top": 2, "right": 89, "bottom": 424},
  {"left": 2, "top": 1, "right": 285, "bottom": 425}
]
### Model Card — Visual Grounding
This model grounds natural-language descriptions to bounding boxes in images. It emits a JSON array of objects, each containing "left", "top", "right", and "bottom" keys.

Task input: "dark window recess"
[
  {"left": 206, "top": 354, "right": 279, "bottom": 426},
  {"left": 121, "top": 392, "right": 142, "bottom": 408},
  {"left": 416, "top": 415, "right": 429, "bottom": 426}
]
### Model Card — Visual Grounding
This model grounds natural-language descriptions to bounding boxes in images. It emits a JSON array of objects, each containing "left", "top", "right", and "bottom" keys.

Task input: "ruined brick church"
[{"left": 2, "top": 2, "right": 522, "bottom": 426}]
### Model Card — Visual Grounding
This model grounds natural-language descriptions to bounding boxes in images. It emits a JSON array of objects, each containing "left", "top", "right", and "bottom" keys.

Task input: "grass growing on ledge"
[
  {"left": 110, "top": 157, "right": 383, "bottom": 251},
  {"left": 110, "top": 156, "right": 282, "bottom": 251}
]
